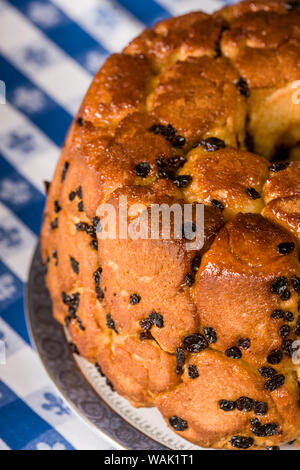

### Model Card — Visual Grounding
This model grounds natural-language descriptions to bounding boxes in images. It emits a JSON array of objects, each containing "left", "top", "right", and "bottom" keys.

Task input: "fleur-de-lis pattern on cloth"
[{"left": 0, "top": 0, "right": 231, "bottom": 451}]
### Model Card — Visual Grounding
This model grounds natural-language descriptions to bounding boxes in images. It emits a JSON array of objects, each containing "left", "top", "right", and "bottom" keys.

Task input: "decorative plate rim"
[{"left": 25, "top": 243, "right": 169, "bottom": 451}]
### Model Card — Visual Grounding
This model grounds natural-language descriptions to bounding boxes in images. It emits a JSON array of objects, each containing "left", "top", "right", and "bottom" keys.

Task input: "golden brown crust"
[{"left": 41, "top": 1, "right": 300, "bottom": 450}]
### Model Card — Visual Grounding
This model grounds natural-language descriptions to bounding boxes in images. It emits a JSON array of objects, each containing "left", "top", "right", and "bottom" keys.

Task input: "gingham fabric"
[{"left": 0, "top": 0, "right": 234, "bottom": 451}]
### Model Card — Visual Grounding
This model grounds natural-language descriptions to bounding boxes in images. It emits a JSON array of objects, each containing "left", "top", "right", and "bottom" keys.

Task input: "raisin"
[
  {"left": 238, "top": 338, "right": 251, "bottom": 350},
  {"left": 172, "top": 135, "right": 185, "bottom": 148},
  {"left": 140, "top": 330, "right": 153, "bottom": 341},
  {"left": 78, "top": 201, "right": 84, "bottom": 212},
  {"left": 277, "top": 242, "right": 295, "bottom": 255},
  {"left": 204, "top": 327, "right": 217, "bottom": 344},
  {"left": 271, "top": 309, "right": 285, "bottom": 320},
  {"left": 175, "top": 347, "right": 186, "bottom": 374},
  {"left": 258, "top": 366, "right": 277, "bottom": 379},
  {"left": 75, "top": 222, "right": 88, "bottom": 232},
  {"left": 193, "top": 137, "right": 226, "bottom": 152},
  {"left": 254, "top": 401, "right": 268, "bottom": 416},
  {"left": 280, "top": 290, "right": 291, "bottom": 301},
  {"left": 191, "top": 255, "right": 201, "bottom": 273},
  {"left": 245, "top": 187, "right": 261, "bottom": 200},
  {"left": 96, "top": 286, "right": 104, "bottom": 302},
  {"left": 269, "top": 162, "right": 289, "bottom": 172},
  {"left": 219, "top": 400, "right": 236, "bottom": 412},
  {"left": 75, "top": 117, "right": 84, "bottom": 126},
  {"left": 61, "top": 161, "right": 69, "bottom": 182},
  {"left": 236, "top": 397, "right": 254, "bottom": 412},
  {"left": 282, "top": 339, "right": 297, "bottom": 357},
  {"left": 90, "top": 239, "right": 98, "bottom": 251},
  {"left": 167, "top": 155, "right": 186, "bottom": 169},
  {"left": 50, "top": 217, "right": 58, "bottom": 230},
  {"left": 52, "top": 250, "right": 58, "bottom": 266},
  {"left": 279, "top": 324, "right": 290, "bottom": 338},
  {"left": 129, "top": 293, "right": 141, "bottom": 305},
  {"left": 270, "top": 277, "right": 289, "bottom": 295},
  {"left": 284, "top": 311, "right": 294, "bottom": 322},
  {"left": 134, "top": 162, "right": 151, "bottom": 177},
  {"left": 77, "top": 317, "right": 86, "bottom": 331},
  {"left": 149, "top": 311, "right": 164, "bottom": 328},
  {"left": 54, "top": 200, "right": 61, "bottom": 213},
  {"left": 76, "top": 186, "right": 82, "bottom": 198},
  {"left": 140, "top": 318, "right": 152, "bottom": 331},
  {"left": 292, "top": 276, "right": 300, "bottom": 293},
  {"left": 70, "top": 257, "right": 79, "bottom": 274},
  {"left": 210, "top": 199, "right": 224, "bottom": 211},
  {"left": 295, "top": 321, "right": 300, "bottom": 336},
  {"left": 106, "top": 314, "right": 118, "bottom": 334},
  {"left": 231, "top": 436, "right": 254, "bottom": 449},
  {"left": 225, "top": 347, "right": 242, "bottom": 359},
  {"left": 267, "top": 349, "right": 283, "bottom": 365},
  {"left": 264, "top": 374, "right": 285, "bottom": 392},
  {"left": 188, "top": 364, "right": 199, "bottom": 379},
  {"left": 169, "top": 416, "right": 188, "bottom": 432},
  {"left": 173, "top": 175, "right": 192, "bottom": 188},
  {"left": 182, "top": 333, "right": 208, "bottom": 353},
  {"left": 185, "top": 273, "right": 195, "bottom": 287},
  {"left": 236, "top": 77, "right": 250, "bottom": 97},
  {"left": 69, "top": 191, "right": 76, "bottom": 201},
  {"left": 251, "top": 419, "right": 277, "bottom": 437},
  {"left": 93, "top": 267, "right": 102, "bottom": 285}
]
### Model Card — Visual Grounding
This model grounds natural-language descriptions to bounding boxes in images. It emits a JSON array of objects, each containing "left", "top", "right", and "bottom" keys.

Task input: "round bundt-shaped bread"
[{"left": 41, "top": 0, "right": 300, "bottom": 449}]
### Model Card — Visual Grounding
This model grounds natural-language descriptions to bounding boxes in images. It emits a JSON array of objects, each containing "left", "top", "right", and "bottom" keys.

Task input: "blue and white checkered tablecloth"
[{"left": 0, "top": 0, "right": 234, "bottom": 451}]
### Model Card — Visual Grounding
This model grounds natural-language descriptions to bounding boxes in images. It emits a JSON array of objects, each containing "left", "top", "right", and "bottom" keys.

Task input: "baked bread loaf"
[{"left": 41, "top": 0, "right": 300, "bottom": 449}]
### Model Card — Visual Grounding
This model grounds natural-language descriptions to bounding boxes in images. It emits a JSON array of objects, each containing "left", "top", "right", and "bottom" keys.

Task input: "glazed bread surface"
[{"left": 41, "top": 0, "right": 300, "bottom": 450}]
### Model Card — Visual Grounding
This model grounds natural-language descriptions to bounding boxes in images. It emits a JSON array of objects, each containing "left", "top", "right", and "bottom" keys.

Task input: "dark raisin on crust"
[
  {"left": 140, "top": 317, "right": 153, "bottom": 331},
  {"left": 269, "top": 162, "right": 289, "bottom": 173},
  {"left": 175, "top": 347, "right": 186, "bottom": 374},
  {"left": 270, "top": 277, "right": 289, "bottom": 295},
  {"left": 236, "top": 77, "right": 250, "bottom": 97},
  {"left": 259, "top": 366, "right": 277, "bottom": 379},
  {"left": 236, "top": 396, "right": 254, "bottom": 412},
  {"left": 188, "top": 364, "right": 199, "bottom": 379},
  {"left": 50, "top": 217, "right": 59, "bottom": 230},
  {"left": 251, "top": 419, "right": 278, "bottom": 437},
  {"left": 140, "top": 330, "right": 153, "bottom": 341},
  {"left": 182, "top": 333, "right": 208, "bottom": 353},
  {"left": 106, "top": 313, "right": 118, "bottom": 334},
  {"left": 203, "top": 327, "right": 217, "bottom": 344},
  {"left": 90, "top": 239, "right": 98, "bottom": 251},
  {"left": 267, "top": 349, "right": 283, "bottom": 365},
  {"left": 134, "top": 162, "right": 151, "bottom": 177},
  {"left": 193, "top": 137, "right": 226, "bottom": 152},
  {"left": 169, "top": 416, "right": 188, "bottom": 432},
  {"left": 70, "top": 257, "right": 79, "bottom": 274},
  {"left": 93, "top": 267, "right": 102, "bottom": 285},
  {"left": 149, "top": 311, "right": 164, "bottom": 328},
  {"left": 52, "top": 250, "right": 58, "bottom": 266},
  {"left": 78, "top": 201, "right": 84, "bottom": 212},
  {"left": 292, "top": 276, "right": 300, "bottom": 293},
  {"left": 185, "top": 272, "right": 195, "bottom": 287},
  {"left": 210, "top": 199, "right": 224, "bottom": 211},
  {"left": 280, "top": 289, "right": 291, "bottom": 301},
  {"left": 238, "top": 338, "right": 251, "bottom": 350},
  {"left": 54, "top": 200, "right": 61, "bottom": 213},
  {"left": 172, "top": 135, "right": 186, "bottom": 148},
  {"left": 219, "top": 400, "right": 236, "bottom": 412},
  {"left": 284, "top": 311, "right": 294, "bottom": 322},
  {"left": 264, "top": 374, "right": 285, "bottom": 392},
  {"left": 225, "top": 346, "right": 242, "bottom": 359},
  {"left": 271, "top": 309, "right": 285, "bottom": 320},
  {"left": 245, "top": 187, "right": 261, "bottom": 200},
  {"left": 173, "top": 175, "right": 192, "bottom": 188},
  {"left": 129, "top": 293, "right": 141, "bottom": 305},
  {"left": 295, "top": 321, "right": 300, "bottom": 336},
  {"left": 254, "top": 401, "right": 268, "bottom": 416},
  {"left": 69, "top": 191, "right": 76, "bottom": 201},
  {"left": 277, "top": 242, "right": 295, "bottom": 255},
  {"left": 61, "top": 161, "right": 69, "bottom": 182},
  {"left": 279, "top": 324, "right": 290, "bottom": 339},
  {"left": 191, "top": 254, "right": 202, "bottom": 273},
  {"left": 96, "top": 286, "right": 104, "bottom": 302},
  {"left": 75, "top": 116, "right": 84, "bottom": 126},
  {"left": 77, "top": 317, "right": 86, "bottom": 331},
  {"left": 231, "top": 436, "right": 254, "bottom": 449},
  {"left": 282, "top": 339, "right": 298, "bottom": 357}
]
